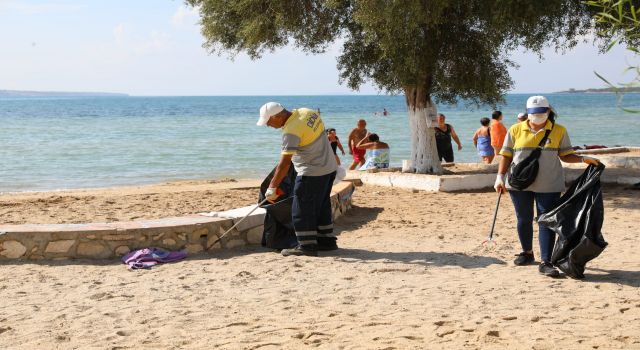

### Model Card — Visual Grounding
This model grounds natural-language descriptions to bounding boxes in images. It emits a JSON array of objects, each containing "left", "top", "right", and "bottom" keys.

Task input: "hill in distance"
[{"left": 557, "top": 87, "right": 640, "bottom": 93}]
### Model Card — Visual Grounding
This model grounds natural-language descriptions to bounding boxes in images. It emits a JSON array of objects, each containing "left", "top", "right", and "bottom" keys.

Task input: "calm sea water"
[{"left": 1, "top": 94, "right": 639, "bottom": 192}]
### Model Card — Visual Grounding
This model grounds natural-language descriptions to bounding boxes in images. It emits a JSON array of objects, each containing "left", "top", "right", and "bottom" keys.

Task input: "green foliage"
[
  {"left": 187, "top": 1, "right": 600, "bottom": 107},
  {"left": 586, "top": 0, "right": 640, "bottom": 112},
  {"left": 586, "top": 0, "right": 640, "bottom": 52},
  {"left": 185, "top": 1, "right": 346, "bottom": 58}
]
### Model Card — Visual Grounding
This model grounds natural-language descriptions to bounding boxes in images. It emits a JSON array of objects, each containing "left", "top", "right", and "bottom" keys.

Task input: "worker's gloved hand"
[
  {"left": 494, "top": 174, "right": 507, "bottom": 193},
  {"left": 582, "top": 156, "right": 600, "bottom": 166},
  {"left": 265, "top": 187, "right": 280, "bottom": 202}
]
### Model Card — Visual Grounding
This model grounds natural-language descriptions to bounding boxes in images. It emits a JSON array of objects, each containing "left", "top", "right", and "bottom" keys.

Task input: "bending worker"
[{"left": 257, "top": 102, "right": 338, "bottom": 257}]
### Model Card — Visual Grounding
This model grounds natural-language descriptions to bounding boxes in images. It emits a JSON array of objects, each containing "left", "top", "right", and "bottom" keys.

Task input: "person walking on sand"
[
  {"left": 348, "top": 119, "right": 368, "bottom": 170},
  {"left": 356, "top": 132, "right": 390, "bottom": 170},
  {"left": 494, "top": 95, "right": 600, "bottom": 278},
  {"left": 257, "top": 102, "right": 338, "bottom": 257},
  {"left": 434, "top": 113, "right": 462, "bottom": 163},
  {"left": 473, "top": 117, "right": 494, "bottom": 164},
  {"left": 490, "top": 110, "right": 507, "bottom": 156},
  {"left": 326, "top": 128, "right": 345, "bottom": 165}
]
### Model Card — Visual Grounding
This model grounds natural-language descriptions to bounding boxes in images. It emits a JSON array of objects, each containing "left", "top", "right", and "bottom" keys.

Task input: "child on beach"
[
  {"left": 326, "top": 128, "right": 345, "bottom": 165},
  {"left": 473, "top": 117, "right": 494, "bottom": 164}
]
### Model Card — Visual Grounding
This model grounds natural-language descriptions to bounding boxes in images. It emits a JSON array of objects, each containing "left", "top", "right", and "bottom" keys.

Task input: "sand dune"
[{"left": 0, "top": 184, "right": 638, "bottom": 349}]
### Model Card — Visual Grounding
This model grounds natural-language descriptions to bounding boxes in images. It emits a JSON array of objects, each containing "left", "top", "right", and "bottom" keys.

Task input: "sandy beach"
[
  {"left": 0, "top": 182, "right": 639, "bottom": 349},
  {"left": 0, "top": 179, "right": 259, "bottom": 224}
]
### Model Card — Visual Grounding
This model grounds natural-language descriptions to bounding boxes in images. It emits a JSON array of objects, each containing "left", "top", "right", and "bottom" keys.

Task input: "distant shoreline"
[
  {"left": 556, "top": 87, "right": 640, "bottom": 94},
  {"left": 4, "top": 91, "right": 639, "bottom": 98},
  {"left": 0, "top": 89, "right": 128, "bottom": 97}
]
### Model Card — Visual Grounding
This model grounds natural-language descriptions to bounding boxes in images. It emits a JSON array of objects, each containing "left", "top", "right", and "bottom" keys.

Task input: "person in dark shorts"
[{"left": 434, "top": 113, "right": 462, "bottom": 162}]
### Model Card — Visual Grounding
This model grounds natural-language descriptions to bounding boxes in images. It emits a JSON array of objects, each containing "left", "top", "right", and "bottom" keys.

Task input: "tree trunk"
[{"left": 404, "top": 86, "right": 443, "bottom": 175}]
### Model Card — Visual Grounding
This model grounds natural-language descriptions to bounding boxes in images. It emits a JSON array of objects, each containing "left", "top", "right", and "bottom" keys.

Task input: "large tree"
[{"left": 187, "top": 0, "right": 599, "bottom": 174}]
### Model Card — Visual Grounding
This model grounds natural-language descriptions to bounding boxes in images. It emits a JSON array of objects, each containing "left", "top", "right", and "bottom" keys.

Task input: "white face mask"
[{"left": 528, "top": 113, "right": 548, "bottom": 125}]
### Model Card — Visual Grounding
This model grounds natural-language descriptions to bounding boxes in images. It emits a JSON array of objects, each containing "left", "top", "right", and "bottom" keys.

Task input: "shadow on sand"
[
  {"left": 0, "top": 247, "right": 269, "bottom": 267},
  {"left": 324, "top": 248, "right": 505, "bottom": 269},
  {"left": 0, "top": 246, "right": 505, "bottom": 270},
  {"left": 581, "top": 267, "right": 640, "bottom": 287},
  {"left": 333, "top": 205, "right": 384, "bottom": 234}
]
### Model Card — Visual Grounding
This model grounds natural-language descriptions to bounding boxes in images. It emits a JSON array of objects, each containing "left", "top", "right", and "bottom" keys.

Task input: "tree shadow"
[
  {"left": 581, "top": 267, "right": 640, "bottom": 287},
  {"left": 324, "top": 248, "right": 505, "bottom": 269}
]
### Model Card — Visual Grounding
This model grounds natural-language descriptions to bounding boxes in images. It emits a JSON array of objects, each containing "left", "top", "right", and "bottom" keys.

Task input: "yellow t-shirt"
[
  {"left": 281, "top": 108, "right": 337, "bottom": 176},
  {"left": 500, "top": 120, "right": 575, "bottom": 192}
]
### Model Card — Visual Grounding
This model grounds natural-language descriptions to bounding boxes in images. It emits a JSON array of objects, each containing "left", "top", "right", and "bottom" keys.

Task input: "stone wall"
[
  {"left": 348, "top": 153, "right": 640, "bottom": 192},
  {"left": 0, "top": 181, "right": 355, "bottom": 260}
]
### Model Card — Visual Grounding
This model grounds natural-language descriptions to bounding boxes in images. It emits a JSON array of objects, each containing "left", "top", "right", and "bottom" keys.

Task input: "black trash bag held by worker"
[
  {"left": 259, "top": 163, "right": 298, "bottom": 249},
  {"left": 538, "top": 163, "right": 608, "bottom": 279}
]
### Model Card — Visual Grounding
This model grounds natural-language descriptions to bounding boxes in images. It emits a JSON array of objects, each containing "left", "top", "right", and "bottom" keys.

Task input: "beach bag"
[
  {"left": 259, "top": 164, "right": 298, "bottom": 249},
  {"left": 507, "top": 125, "right": 553, "bottom": 190},
  {"left": 538, "top": 164, "right": 607, "bottom": 279}
]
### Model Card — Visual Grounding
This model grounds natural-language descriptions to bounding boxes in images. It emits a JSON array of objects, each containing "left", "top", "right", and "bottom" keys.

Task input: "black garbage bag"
[
  {"left": 538, "top": 164, "right": 608, "bottom": 279},
  {"left": 258, "top": 164, "right": 298, "bottom": 249}
]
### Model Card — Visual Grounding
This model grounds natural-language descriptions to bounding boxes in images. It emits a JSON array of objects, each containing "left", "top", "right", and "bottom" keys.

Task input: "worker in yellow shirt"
[
  {"left": 494, "top": 96, "right": 599, "bottom": 277},
  {"left": 257, "top": 102, "right": 338, "bottom": 257}
]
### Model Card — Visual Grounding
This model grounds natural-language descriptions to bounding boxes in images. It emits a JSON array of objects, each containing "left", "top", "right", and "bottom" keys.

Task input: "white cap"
[
  {"left": 526, "top": 96, "right": 550, "bottom": 114},
  {"left": 257, "top": 102, "right": 284, "bottom": 126},
  {"left": 517, "top": 112, "right": 526, "bottom": 119}
]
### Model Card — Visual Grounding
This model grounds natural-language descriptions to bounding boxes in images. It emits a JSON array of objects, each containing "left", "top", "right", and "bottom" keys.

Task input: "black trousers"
[{"left": 291, "top": 171, "right": 337, "bottom": 249}]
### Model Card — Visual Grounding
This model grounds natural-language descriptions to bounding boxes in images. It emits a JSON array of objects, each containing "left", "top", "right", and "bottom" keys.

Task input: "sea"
[{"left": 1, "top": 93, "right": 639, "bottom": 192}]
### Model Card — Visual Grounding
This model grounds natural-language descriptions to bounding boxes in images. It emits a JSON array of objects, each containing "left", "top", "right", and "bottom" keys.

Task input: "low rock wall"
[
  {"left": 348, "top": 160, "right": 640, "bottom": 192},
  {"left": 0, "top": 181, "right": 355, "bottom": 260}
]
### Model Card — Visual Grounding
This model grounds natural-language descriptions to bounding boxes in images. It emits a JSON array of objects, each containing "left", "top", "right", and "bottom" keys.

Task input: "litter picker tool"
[
  {"left": 482, "top": 190, "right": 502, "bottom": 246},
  {"left": 206, "top": 188, "right": 283, "bottom": 250}
]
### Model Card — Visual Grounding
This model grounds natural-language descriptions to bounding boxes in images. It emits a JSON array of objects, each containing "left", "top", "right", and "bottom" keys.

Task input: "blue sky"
[{"left": 1, "top": 0, "right": 637, "bottom": 96}]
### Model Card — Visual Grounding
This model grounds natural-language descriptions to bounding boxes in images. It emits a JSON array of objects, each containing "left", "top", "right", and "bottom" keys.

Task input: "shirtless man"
[{"left": 348, "top": 119, "right": 368, "bottom": 170}]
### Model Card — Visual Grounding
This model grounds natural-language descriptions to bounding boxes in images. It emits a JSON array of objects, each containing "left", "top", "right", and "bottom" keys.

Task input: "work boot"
[
  {"left": 281, "top": 245, "right": 318, "bottom": 257},
  {"left": 513, "top": 252, "right": 535, "bottom": 266},
  {"left": 317, "top": 237, "right": 338, "bottom": 251},
  {"left": 538, "top": 261, "right": 560, "bottom": 278},
  {"left": 317, "top": 243, "right": 339, "bottom": 251}
]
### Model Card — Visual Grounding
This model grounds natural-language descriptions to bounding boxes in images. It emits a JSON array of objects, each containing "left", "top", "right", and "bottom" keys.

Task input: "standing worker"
[
  {"left": 257, "top": 102, "right": 338, "bottom": 257},
  {"left": 494, "top": 96, "right": 599, "bottom": 278}
]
